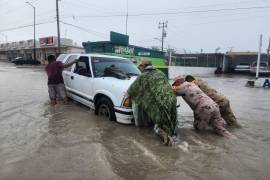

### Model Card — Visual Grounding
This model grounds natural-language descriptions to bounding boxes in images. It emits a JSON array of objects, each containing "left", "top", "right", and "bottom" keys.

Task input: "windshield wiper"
[{"left": 126, "top": 73, "right": 139, "bottom": 76}]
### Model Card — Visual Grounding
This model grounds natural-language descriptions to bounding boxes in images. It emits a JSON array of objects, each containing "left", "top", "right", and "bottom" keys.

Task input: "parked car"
[
  {"left": 250, "top": 61, "right": 270, "bottom": 74},
  {"left": 11, "top": 57, "right": 23, "bottom": 62},
  {"left": 12, "top": 57, "right": 41, "bottom": 65},
  {"left": 234, "top": 63, "right": 250, "bottom": 73},
  {"left": 60, "top": 53, "right": 141, "bottom": 124}
]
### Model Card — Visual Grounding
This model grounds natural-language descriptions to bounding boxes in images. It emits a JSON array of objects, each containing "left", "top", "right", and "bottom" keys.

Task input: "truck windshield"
[
  {"left": 56, "top": 54, "right": 67, "bottom": 62},
  {"left": 91, "top": 57, "right": 141, "bottom": 78}
]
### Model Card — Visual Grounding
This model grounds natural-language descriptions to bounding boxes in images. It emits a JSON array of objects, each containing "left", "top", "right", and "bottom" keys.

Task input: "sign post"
[{"left": 256, "top": 34, "right": 263, "bottom": 79}]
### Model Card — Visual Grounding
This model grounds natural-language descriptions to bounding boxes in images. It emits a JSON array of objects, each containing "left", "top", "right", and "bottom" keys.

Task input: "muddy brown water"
[{"left": 0, "top": 61, "right": 270, "bottom": 180}]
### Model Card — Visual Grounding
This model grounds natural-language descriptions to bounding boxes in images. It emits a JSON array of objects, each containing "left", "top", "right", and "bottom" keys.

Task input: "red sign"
[{"left": 39, "top": 37, "right": 54, "bottom": 46}]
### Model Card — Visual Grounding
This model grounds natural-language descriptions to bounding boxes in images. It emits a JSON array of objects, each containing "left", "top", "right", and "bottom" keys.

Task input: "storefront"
[
  {"left": 83, "top": 31, "right": 165, "bottom": 66},
  {"left": 0, "top": 36, "right": 84, "bottom": 62}
]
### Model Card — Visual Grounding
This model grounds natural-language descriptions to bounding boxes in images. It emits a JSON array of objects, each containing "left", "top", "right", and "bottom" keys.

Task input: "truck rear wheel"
[{"left": 95, "top": 97, "right": 116, "bottom": 121}]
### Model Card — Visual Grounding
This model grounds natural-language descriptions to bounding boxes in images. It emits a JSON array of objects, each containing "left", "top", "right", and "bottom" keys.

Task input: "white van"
[
  {"left": 250, "top": 61, "right": 270, "bottom": 75},
  {"left": 57, "top": 53, "right": 140, "bottom": 124}
]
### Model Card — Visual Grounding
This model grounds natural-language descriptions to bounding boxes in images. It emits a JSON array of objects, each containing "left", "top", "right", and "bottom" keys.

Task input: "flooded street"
[{"left": 0, "top": 61, "right": 270, "bottom": 180}]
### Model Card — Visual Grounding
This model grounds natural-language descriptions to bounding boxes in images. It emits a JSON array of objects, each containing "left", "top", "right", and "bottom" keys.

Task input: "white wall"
[
  {"left": 66, "top": 47, "right": 85, "bottom": 54},
  {"left": 169, "top": 66, "right": 216, "bottom": 79},
  {"left": 0, "top": 53, "right": 7, "bottom": 61}
]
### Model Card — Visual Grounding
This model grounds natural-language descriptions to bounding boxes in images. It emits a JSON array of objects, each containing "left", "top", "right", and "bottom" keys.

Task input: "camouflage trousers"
[
  {"left": 193, "top": 103, "right": 232, "bottom": 137},
  {"left": 219, "top": 99, "right": 238, "bottom": 127}
]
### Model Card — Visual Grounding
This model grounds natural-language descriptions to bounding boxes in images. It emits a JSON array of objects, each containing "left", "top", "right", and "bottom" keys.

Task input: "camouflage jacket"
[
  {"left": 128, "top": 67, "right": 177, "bottom": 135},
  {"left": 193, "top": 79, "right": 229, "bottom": 107},
  {"left": 175, "top": 81, "right": 217, "bottom": 111}
]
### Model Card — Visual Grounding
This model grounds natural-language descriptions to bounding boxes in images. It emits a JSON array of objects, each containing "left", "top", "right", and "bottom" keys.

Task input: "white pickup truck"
[{"left": 57, "top": 53, "right": 141, "bottom": 124}]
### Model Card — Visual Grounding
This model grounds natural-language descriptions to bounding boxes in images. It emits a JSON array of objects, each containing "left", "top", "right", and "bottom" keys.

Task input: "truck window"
[
  {"left": 74, "top": 56, "right": 92, "bottom": 77},
  {"left": 65, "top": 55, "right": 77, "bottom": 71}
]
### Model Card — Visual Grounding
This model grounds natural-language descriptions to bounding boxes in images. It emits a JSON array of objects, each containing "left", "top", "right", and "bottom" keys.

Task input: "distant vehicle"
[
  {"left": 234, "top": 63, "right": 250, "bottom": 73},
  {"left": 250, "top": 61, "right": 270, "bottom": 74},
  {"left": 60, "top": 53, "right": 141, "bottom": 124},
  {"left": 11, "top": 57, "right": 23, "bottom": 62},
  {"left": 12, "top": 57, "right": 41, "bottom": 65}
]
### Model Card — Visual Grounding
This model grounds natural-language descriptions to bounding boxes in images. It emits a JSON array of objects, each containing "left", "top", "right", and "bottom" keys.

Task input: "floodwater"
[{"left": 0, "top": 61, "right": 270, "bottom": 180}]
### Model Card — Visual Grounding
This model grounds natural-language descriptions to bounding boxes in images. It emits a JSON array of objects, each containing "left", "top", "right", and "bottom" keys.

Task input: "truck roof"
[{"left": 61, "top": 53, "right": 128, "bottom": 60}]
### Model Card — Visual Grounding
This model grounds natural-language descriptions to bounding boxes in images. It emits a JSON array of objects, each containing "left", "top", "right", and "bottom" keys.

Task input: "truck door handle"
[{"left": 71, "top": 76, "right": 74, "bottom": 80}]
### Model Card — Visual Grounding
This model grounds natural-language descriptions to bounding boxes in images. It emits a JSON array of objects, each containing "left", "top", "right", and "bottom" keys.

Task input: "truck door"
[
  {"left": 68, "top": 56, "right": 94, "bottom": 107},
  {"left": 63, "top": 55, "right": 78, "bottom": 90}
]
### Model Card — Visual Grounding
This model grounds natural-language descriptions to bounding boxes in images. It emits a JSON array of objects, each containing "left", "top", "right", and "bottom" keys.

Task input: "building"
[
  {"left": 0, "top": 36, "right": 84, "bottom": 62},
  {"left": 167, "top": 52, "right": 224, "bottom": 77},
  {"left": 83, "top": 31, "right": 165, "bottom": 66},
  {"left": 168, "top": 51, "right": 270, "bottom": 76},
  {"left": 224, "top": 51, "right": 269, "bottom": 72},
  {"left": 170, "top": 53, "right": 224, "bottom": 68}
]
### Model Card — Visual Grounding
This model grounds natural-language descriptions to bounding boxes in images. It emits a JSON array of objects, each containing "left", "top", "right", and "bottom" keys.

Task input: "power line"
[
  {"left": 60, "top": 21, "right": 107, "bottom": 39},
  {"left": 65, "top": 0, "right": 122, "bottom": 14},
  {"left": 62, "top": 5, "right": 270, "bottom": 19},
  {"left": 1, "top": 15, "right": 56, "bottom": 31},
  {"left": 152, "top": 0, "right": 270, "bottom": 12},
  {"left": 167, "top": 9, "right": 270, "bottom": 31},
  {"left": 179, "top": 13, "right": 270, "bottom": 27},
  {"left": 0, "top": 20, "right": 56, "bottom": 33},
  {"left": 165, "top": 7, "right": 270, "bottom": 22},
  {"left": 0, "top": 5, "right": 55, "bottom": 27},
  {"left": 121, "top": 5, "right": 270, "bottom": 16}
]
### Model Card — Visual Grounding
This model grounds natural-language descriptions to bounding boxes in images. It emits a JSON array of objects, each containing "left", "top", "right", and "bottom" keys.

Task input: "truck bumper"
[{"left": 114, "top": 107, "right": 133, "bottom": 124}]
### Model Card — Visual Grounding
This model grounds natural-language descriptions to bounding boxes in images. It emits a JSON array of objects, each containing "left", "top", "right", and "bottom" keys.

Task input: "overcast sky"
[{"left": 0, "top": 0, "right": 270, "bottom": 53}]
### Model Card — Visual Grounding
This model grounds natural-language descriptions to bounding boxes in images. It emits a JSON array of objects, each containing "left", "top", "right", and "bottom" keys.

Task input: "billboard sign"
[
  {"left": 110, "top": 31, "right": 129, "bottom": 46},
  {"left": 39, "top": 37, "right": 54, "bottom": 46}
]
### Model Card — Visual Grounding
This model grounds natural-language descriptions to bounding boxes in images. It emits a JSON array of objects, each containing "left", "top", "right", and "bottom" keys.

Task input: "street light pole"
[
  {"left": 26, "top": 1, "right": 36, "bottom": 61},
  {"left": 125, "top": 0, "right": 128, "bottom": 35}
]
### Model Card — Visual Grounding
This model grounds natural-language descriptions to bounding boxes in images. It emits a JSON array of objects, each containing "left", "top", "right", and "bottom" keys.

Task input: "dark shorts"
[{"left": 48, "top": 83, "right": 67, "bottom": 100}]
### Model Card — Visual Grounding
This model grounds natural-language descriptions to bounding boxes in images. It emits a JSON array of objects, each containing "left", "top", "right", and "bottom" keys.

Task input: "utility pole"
[
  {"left": 168, "top": 48, "right": 172, "bottom": 66},
  {"left": 228, "top": 46, "right": 233, "bottom": 52},
  {"left": 125, "top": 0, "right": 128, "bottom": 35},
  {"left": 158, "top": 21, "right": 168, "bottom": 52},
  {"left": 56, "top": 0, "right": 61, "bottom": 55},
  {"left": 26, "top": 1, "right": 36, "bottom": 61},
  {"left": 0, "top": 33, "right": 7, "bottom": 43},
  {"left": 267, "top": 38, "right": 270, "bottom": 62}
]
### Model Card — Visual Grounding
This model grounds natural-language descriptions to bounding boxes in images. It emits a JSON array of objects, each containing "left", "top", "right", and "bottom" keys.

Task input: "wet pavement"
[{"left": 0, "top": 61, "right": 270, "bottom": 180}]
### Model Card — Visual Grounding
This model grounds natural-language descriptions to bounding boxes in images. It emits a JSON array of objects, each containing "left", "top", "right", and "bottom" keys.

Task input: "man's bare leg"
[
  {"left": 156, "top": 128, "right": 174, "bottom": 146},
  {"left": 63, "top": 97, "right": 68, "bottom": 105},
  {"left": 50, "top": 99, "right": 57, "bottom": 106}
]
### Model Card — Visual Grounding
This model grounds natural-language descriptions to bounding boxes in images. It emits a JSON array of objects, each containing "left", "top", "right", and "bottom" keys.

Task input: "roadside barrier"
[{"left": 263, "top": 79, "right": 270, "bottom": 88}]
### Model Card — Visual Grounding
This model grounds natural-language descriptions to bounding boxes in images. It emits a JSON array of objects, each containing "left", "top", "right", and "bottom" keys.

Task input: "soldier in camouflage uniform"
[
  {"left": 173, "top": 78, "right": 236, "bottom": 138},
  {"left": 185, "top": 75, "right": 239, "bottom": 127},
  {"left": 128, "top": 60, "right": 177, "bottom": 145}
]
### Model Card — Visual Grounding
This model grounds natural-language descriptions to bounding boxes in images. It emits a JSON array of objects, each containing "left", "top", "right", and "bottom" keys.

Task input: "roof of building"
[{"left": 225, "top": 51, "right": 266, "bottom": 56}]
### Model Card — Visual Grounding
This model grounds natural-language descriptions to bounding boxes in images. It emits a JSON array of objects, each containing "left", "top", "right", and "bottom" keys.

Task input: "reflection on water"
[{"left": 0, "top": 62, "right": 270, "bottom": 180}]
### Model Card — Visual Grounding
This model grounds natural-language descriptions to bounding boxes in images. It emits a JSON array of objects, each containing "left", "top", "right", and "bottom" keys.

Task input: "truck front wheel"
[{"left": 95, "top": 97, "right": 116, "bottom": 121}]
